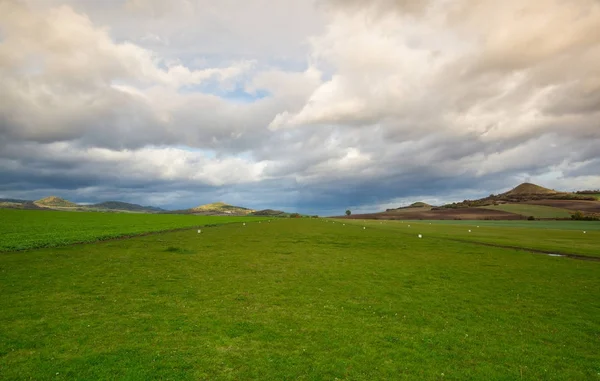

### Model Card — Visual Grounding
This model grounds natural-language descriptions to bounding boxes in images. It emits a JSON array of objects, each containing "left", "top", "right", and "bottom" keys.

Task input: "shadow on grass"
[{"left": 163, "top": 246, "right": 195, "bottom": 255}]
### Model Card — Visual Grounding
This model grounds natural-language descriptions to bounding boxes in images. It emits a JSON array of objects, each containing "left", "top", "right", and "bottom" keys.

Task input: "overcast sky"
[{"left": 1, "top": 0, "right": 599, "bottom": 215}]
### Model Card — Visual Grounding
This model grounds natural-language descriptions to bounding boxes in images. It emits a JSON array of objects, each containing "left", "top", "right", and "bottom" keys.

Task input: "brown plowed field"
[
  {"left": 522, "top": 200, "right": 600, "bottom": 212},
  {"left": 337, "top": 208, "right": 524, "bottom": 220}
]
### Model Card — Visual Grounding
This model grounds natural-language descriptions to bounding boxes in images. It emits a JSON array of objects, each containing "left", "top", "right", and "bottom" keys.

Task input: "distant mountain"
[
  {"left": 0, "top": 198, "right": 31, "bottom": 204},
  {"left": 34, "top": 196, "right": 78, "bottom": 208},
  {"left": 502, "top": 183, "right": 557, "bottom": 196},
  {"left": 89, "top": 201, "right": 165, "bottom": 213},
  {"left": 0, "top": 198, "right": 41, "bottom": 210},
  {"left": 177, "top": 201, "right": 255, "bottom": 215}
]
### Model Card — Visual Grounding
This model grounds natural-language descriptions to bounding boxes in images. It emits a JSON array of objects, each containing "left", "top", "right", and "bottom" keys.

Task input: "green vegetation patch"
[
  {"left": 0, "top": 209, "right": 265, "bottom": 252},
  {"left": 584, "top": 193, "right": 600, "bottom": 200},
  {"left": 478, "top": 203, "right": 572, "bottom": 219},
  {"left": 0, "top": 219, "right": 598, "bottom": 380}
]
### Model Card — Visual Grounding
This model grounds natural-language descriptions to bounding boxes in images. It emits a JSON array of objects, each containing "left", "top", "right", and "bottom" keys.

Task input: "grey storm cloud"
[{"left": 0, "top": 0, "right": 599, "bottom": 214}]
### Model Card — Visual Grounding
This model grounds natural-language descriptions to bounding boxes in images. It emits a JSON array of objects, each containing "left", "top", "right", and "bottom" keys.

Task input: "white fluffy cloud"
[{"left": 0, "top": 0, "right": 598, "bottom": 213}]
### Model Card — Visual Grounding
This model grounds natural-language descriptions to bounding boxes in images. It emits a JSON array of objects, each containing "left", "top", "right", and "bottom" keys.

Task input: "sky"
[{"left": 0, "top": 0, "right": 599, "bottom": 215}]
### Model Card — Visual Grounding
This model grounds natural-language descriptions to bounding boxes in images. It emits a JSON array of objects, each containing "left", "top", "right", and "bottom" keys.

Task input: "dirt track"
[{"left": 338, "top": 208, "right": 525, "bottom": 220}]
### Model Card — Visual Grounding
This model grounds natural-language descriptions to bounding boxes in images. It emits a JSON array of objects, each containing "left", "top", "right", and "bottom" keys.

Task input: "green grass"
[
  {"left": 478, "top": 203, "right": 572, "bottom": 218},
  {"left": 1, "top": 219, "right": 599, "bottom": 380},
  {"left": 0, "top": 209, "right": 265, "bottom": 251},
  {"left": 340, "top": 219, "right": 600, "bottom": 257},
  {"left": 409, "top": 219, "right": 600, "bottom": 230}
]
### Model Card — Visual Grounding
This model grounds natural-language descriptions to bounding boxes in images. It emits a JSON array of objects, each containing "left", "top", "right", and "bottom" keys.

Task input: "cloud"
[{"left": 0, "top": 0, "right": 599, "bottom": 214}]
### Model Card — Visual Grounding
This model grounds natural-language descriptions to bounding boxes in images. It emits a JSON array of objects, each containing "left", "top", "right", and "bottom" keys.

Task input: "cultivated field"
[
  {"left": 478, "top": 204, "right": 572, "bottom": 219},
  {"left": 523, "top": 199, "right": 600, "bottom": 212},
  {"left": 1, "top": 215, "right": 599, "bottom": 380},
  {"left": 0, "top": 209, "right": 265, "bottom": 251}
]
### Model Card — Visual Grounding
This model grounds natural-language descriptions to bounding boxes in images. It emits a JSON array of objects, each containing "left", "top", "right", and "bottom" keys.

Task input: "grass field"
[
  {"left": 413, "top": 219, "right": 600, "bottom": 230},
  {"left": 340, "top": 219, "right": 600, "bottom": 257},
  {"left": 478, "top": 203, "right": 572, "bottom": 218},
  {"left": 0, "top": 209, "right": 265, "bottom": 252},
  {"left": 1, "top": 216, "right": 599, "bottom": 380}
]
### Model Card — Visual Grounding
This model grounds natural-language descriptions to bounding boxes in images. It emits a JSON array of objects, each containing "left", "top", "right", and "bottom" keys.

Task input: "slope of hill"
[
  {"left": 89, "top": 201, "right": 165, "bottom": 213},
  {"left": 185, "top": 202, "right": 254, "bottom": 215},
  {"left": 478, "top": 204, "right": 572, "bottom": 219},
  {"left": 522, "top": 199, "right": 600, "bottom": 213},
  {"left": 338, "top": 208, "right": 525, "bottom": 220},
  {"left": 386, "top": 202, "right": 433, "bottom": 212},
  {"left": 34, "top": 196, "right": 78, "bottom": 208},
  {"left": 249, "top": 209, "right": 288, "bottom": 217}
]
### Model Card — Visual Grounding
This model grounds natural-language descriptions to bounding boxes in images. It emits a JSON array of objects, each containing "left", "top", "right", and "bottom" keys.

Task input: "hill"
[
  {"left": 0, "top": 198, "right": 31, "bottom": 204},
  {"left": 34, "top": 196, "right": 78, "bottom": 208},
  {"left": 89, "top": 201, "right": 165, "bottom": 213},
  {"left": 441, "top": 182, "right": 597, "bottom": 211},
  {"left": 385, "top": 202, "right": 432, "bottom": 212},
  {"left": 409, "top": 202, "right": 431, "bottom": 207},
  {"left": 352, "top": 182, "right": 600, "bottom": 221},
  {"left": 185, "top": 202, "right": 254, "bottom": 215},
  {"left": 502, "top": 183, "right": 557, "bottom": 196}
]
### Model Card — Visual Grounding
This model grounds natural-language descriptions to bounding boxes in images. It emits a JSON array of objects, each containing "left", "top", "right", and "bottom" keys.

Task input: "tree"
[{"left": 345, "top": 209, "right": 351, "bottom": 216}]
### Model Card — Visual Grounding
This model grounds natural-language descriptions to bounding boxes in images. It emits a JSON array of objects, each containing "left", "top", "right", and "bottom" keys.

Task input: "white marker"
[
  {"left": 363, "top": 227, "right": 366, "bottom": 230},
  {"left": 468, "top": 230, "right": 471, "bottom": 233},
  {"left": 197, "top": 229, "right": 201, "bottom": 234},
  {"left": 408, "top": 225, "right": 411, "bottom": 227},
  {"left": 583, "top": 231, "right": 586, "bottom": 234},
  {"left": 418, "top": 234, "right": 422, "bottom": 238},
  {"left": 243, "top": 223, "right": 246, "bottom": 226}
]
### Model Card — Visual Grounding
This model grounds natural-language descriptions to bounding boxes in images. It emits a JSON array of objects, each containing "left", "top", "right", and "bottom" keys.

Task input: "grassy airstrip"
[{"left": 1, "top": 215, "right": 599, "bottom": 380}]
